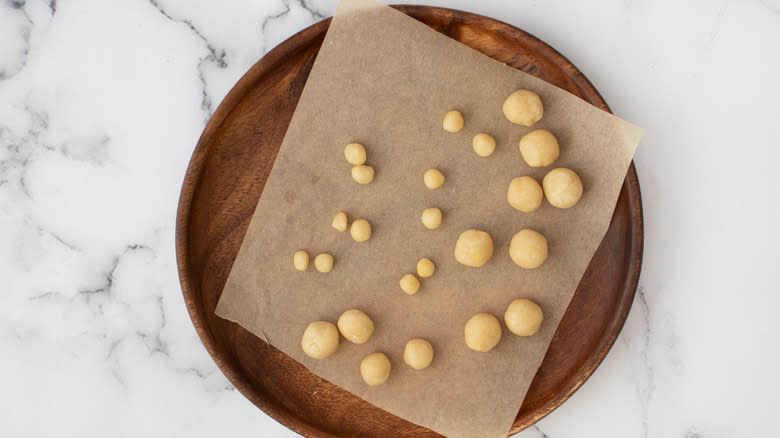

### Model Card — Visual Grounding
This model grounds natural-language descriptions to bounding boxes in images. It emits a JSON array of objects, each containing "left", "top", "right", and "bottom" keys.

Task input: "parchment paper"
[{"left": 216, "top": 0, "right": 643, "bottom": 437}]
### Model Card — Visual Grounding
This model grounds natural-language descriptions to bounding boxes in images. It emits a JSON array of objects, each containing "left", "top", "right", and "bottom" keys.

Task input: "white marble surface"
[{"left": 1, "top": 0, "right": 778, "bottom": 436}]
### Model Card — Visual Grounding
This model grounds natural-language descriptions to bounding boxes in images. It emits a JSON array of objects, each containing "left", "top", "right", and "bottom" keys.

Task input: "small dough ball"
[
  {"left": 509, "top": 229, "right": 548, "bottom": 269},
  {"left": 403, "top": 339, "right": 434, "bottom": 370},
  {"left": 351, "top": 165, "right": 375, "bottom": 184},
  {"left": 416, "top": 258, "right": 435, "bottom": 278},
  {"left": 424, "top": 169, "right": 445, "bottom": 189},
  {"left": 332, "top": 212, "right": 348, "bottom": 232},
  {"left": 443, "top": 110, "right": 464, "bottom": 133},
  {"left": 337, "top": 309, "right": 374, "bottom": 344},
  {"left": 293, "top": 250, "right": 309, "bottom": 271},
  {"left": 504, "top": 299, "right": 544, "bottom": 336},
  {"left": 421, "top": 207, "right": 442, "bottom": 229},
  {"left": 502, "top": 89, "right": 543, "bottom": 126},
  {"left": 519, "top": 129, "right": 559, "bottom": 167},
  {"left": 350, "top": 219, "right": 372, "bottom": 242},
  {"left": 454, "top": 229, "right": 494, "bottom": 267},
  {"left": 344, "top": 143, "right": 367, "bottom": 165},
  {"left": 507, "top": 176, "right": 543, "bottom": 212},
  {"left": 400, "top": 273, "right": 421, "bottom": 295},
  {"left": 301, "top": 321, "right": 339, "bottom": 359},
  {"left": 543, "top": 168, "right": 583, "bottom": 208},
  {"left": 464, "top": 313, "right": 502, "bottom": 352},
  {"left": 472, "top": 133, "right": 496, "bottom": 157},
  {"left": 360, "top": 352, "right": 391, "bottom": 386},
  {"left": 314, "top": 253, "right": 334, "bottom": 272}
]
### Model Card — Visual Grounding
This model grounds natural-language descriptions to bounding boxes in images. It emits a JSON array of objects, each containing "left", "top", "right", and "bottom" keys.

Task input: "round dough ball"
[
  {"left": 314, "top": 253, "right": 334, "bottom": 273},
  {"left": 399, "top": 273, "right": 421, "bottom": 295},
  {"left": 443, "top": 110, "right": 464, "bottom": 133},
  {"left": 332, "top": 212, "right": 348, "bottom": 232},
  {"left": 361, "top": 352, "right": 391, "bottom": 386},
  {"left": 543, "top": 168, "right": 583, "bottom": 208},
  {"left": 403, "top": 339, "right": 434, "bottom": 370},
  {"left": 519, "top": 129, "right": 559, "bottom": 167},
  {"left": 464, "top": 313, "right": 502, "bottom": 352},
  {"left": 350, "top": 219, "right": 372, "bottom": 242},
  {"left": 424, "top": 169, "right": 445, "bottom": 189},
  {"left": 351, "top": 165, "right": 375, "bottom": 184},
  {"left": 472, "top": 133, "right": 496, "bottom": 157},
  {"left": 337, "top": 309, "right": 374, "bottom": 344},
  {"left": 507, "top": 176, "right": 543, "bottom": 212},
  {"left": 504, "top": 299, "right": 544, "bottom": 336},
  {"left": 421, "top": 207, "right": 442, "bottom": 229},
  {"left": 454, "top": 229, "right": 494, "bottom": 267},
  {"left": 509, "top": 229, "right": 548, "bottom": 269},
  {"left": 293, "top": 250, "right": 309, "bottom": 271},
  {"left": 344, "top": 143, "right": 367, "bottom": 165},
  {"left": 502, "top": 89, "right": 543, "bottom": 126},
  {"left": 301, "top": 321, "right": 339, "bottom": 359},
  {"left": 416, "top": 258, "right": 435, "bottom": 278}
]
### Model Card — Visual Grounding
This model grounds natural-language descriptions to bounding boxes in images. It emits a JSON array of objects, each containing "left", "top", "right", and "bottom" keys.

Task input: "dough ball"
[
  {"left": 332, "top": 212, "right": 348, "bottom": 232},
  {"left": 344, "top": 143, "right": 367, "bottom": 165},
  {"left": 350, "top": 219, "right": 372, "bottom": 242},
  {"left": 314, "top": 253, "right": 334, "bottom": 272},
  {"left": 543, "top": 168, "right": 583, "bottom": 208},
  {"left": 424, "top": 168, "right": 445, "bottom": 189},
  {"left": 421, "top": 207, "right": 442, "bottom": 229},
  {"left": 504, "top": 299, "right": 544, "bottom": 336},
  {"left": 509, "top": 229, "right": 548, "bottom": 269},
  {"left": 472, "top": 133, "right": 496, "bottom": 157},
  {"left": 337, "top": 309, "right": 374, "bottom": 344},
  {"left": 507, "top": 176, "right": 543, "bottom": 212},
  {"left": 293, "top": 250, "right": 309, "bottom": 271},
  {"left": 502, "top": 89, "right": 543, "bottom": 126},
  {"left": 403, "top": 339, "right": 434, "bottom": 370},
  {"left": 519, "top": 129, "right": 559, "bottom": 167},
  {"left": 361, "top": 352, "right": 391, "bottom": 386},
  {"left": 301, "top": 321, "right": 339, "bottom": 359},
  {"left": 464, "top": 313, "right": 502, "bottom": 352},
  {"left": 443, "top": 110, "right": 464, "bottom": 133},
  {"left": 416, "top": 258, "right": 435, "bottom": 278},
  {"left": 351, "top": 165, "right": 375, "bottom": 184},
  {"left": 400, "top": 273, "right": 421, "bottom": 295},
  {"left": 454, "top": 229, "right": 494, "bottom": 267}
]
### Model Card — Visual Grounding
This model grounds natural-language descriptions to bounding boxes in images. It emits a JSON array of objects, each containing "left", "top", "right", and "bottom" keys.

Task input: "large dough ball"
[
  {"left": 502, "top": 90, "right": 543, "bottom": 126},
  {"left": 543, "top": 168, "right": 583, "bottom": 208},
  {"left": 454, "top": 229, "right": 494, "bottom": 267},
  {"left": 507, "top": 176, "right": 543, "bottom": 212},
  {"left": 509, "top": 229, "right": 548, "bottom": 269},
  {"left": 464, "top": 313, "right": 502, "bottom": 352},
  {"left": 360, "top": 352, "right": 391, "bottom": 386},
  {"left": 519, "top": 129, "right": 559, "bottom": 167},
  {"left": 404, "top": 339, "right": 434, "bottom": 370},
  {"left": 337, "top": 309, "right": 374, "bottom": 344},
  {"left": 301, "top": 321, "right": 339, "bottom": 359},
  {"left": 504, "top": 299, "right": 544, "bottom": 336}
]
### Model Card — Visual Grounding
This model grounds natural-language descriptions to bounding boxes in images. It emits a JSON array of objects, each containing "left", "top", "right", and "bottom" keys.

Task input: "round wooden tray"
[{"left": 176, "top": 5, "right": 643, "bottom": 437}]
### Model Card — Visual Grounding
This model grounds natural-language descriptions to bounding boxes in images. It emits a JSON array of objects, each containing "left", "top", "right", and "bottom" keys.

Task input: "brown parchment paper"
[{"left": 215, "top": 0, "right": 643, "bottom": 437}]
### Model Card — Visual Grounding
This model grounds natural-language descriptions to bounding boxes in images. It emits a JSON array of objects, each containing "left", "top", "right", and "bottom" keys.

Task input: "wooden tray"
[{"left": 176, "top": 5, "right": 643, "bottom": 437}]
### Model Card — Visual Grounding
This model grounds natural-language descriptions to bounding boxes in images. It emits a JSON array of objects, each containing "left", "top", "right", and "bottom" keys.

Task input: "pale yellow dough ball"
[
  {"left": 424, "top": 169, "right": 445, "bottom": 189},
  {"left": 464, "top": 313, "right": 502, "bottom": 352},
  {"left": 350, "top": 219, "right": 372, "bottom": 242},
  {"left": 509, "top": 229, "right": 548, "bottom": 269},
  {"left": 314, "top": 253, "right": 334, "bottom": 273},
  {"left": 403, "top": 339, "right": 434, "bottom": 370},
  {"left": 293, "top": 250, "right": 309, "bottom": 271},
  {"left": 360, "top": 352, "right": 391, "bottom": 386},
  {"left": 454, "top": 229, "right": 494, "bottom": 267},
  {"left": 344, "top": 143, "right": 367, "bottom": 165},
  {"left": 416, "top": 258, "right": 435, "bottom": 278},
  {"left": 301, "top": 321, "right": 339, "bottom": 359},
  {"left": 502, "top": 89, "right": 543, "bottom": 126},
  {"left": 504, "top": 299, "right": 544, "bottom": 336},
  {"left": 421, "top": 207, "right": 442, "bottom": 229},
  {"left": 443, "top": 110, "right": 464, "bottom": 133},
  {"left": 331, "top": 212, "right": 348, "bottom": 232},
  {"left": 399, "top": 273, "right": 421, "bottom": 295},
  {"left": 351, "top": 165, "right": 375, "bottom": 184},
  {"left": 472, "top": 133, "right": 496, "bottom": 157},
  {"left": 337, "top": 309, "right": 374, "bottom": 344},
  {"left": 507, "top": 176, "right": 543, "bottom": 212},
  {"left": 543, "top": 168, "right": 583, "bottom": 208},
  {"left": 519, "top": 129, "right": 559, "bottom": 167}
]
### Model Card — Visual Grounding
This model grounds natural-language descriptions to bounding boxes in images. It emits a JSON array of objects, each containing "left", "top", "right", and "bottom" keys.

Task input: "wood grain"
[{"left": 175, "top": 5, "right": 643, "bottom": 437}]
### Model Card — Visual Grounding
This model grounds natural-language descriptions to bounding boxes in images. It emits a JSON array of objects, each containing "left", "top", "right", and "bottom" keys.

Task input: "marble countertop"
[{"left": 2, "top": 0, "right": 778, "bottom": 436}]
